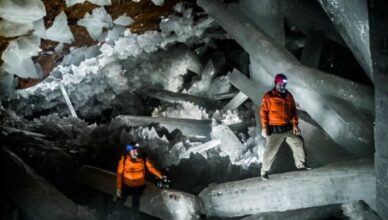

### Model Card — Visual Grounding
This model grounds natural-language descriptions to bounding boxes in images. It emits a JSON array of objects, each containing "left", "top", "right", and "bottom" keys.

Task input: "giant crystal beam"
[
  {"left": 208, "top": 0, "right": 373, "bottom": 157},
  {"left": 199, "top": 160, "right": 375, "bottom": 217},
  {"left": 242, "top": 205, "right": 342, "bottom": 220},
  {"left": 223, "top": 92, "right": 248, "bottom": 110},
  {"left": 0, "top": 148, "right": 97, "bottom": 220},
  {"left": 300, "top": 29, "right": 325, "bottom": 68},
  {"left": 317, "top": 0, "right": 373, "bottom": 81},
  {"left": 280, "top": 0, "right": 345, "bottom": 46},
  {"left": 76, "top": 165, "right": 202, "bottom": 220},
  {"left": 240, "top": 0, "right": 285, "bottom": 44},
  {"left": 197, "top": 0, "right": 373, "bottom": 114},
  {"left": 369, "top": 0, "right": 388, "bottom": 218}
]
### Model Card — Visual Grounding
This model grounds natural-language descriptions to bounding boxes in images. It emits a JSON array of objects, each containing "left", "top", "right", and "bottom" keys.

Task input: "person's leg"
[
  {"left": 261, "top": 133, "right": 286, "bottom": 175},
  {"left": 285, "top": 130, "right": 307, "bottom": 169},
  {"left": 131, "top": 185, "right": 146, "bottom": 209}
]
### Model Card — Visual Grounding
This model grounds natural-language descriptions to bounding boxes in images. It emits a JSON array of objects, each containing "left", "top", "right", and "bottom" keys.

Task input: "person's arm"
[
  {"left": 289, "top": 94, "right": 301, "bottom": 136},
  {"left": 116, "top": 156, "right": 125, "bottom": 190},
  {"left": 260, "top": 94, "right": 270, "bottom": 137},
  {"left": 289, "top": 94, "right": 299, "bottom": 126},
  {"left": 145, "top": 158, "right": 163, "bottom": 179}
]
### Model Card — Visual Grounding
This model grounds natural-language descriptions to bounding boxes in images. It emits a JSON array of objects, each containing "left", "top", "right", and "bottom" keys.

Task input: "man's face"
[
  {"left": 129, "top": 149, "right": 139, "bottom": 159},
  {"left": 275, "top": 82, "right": 287, "bottom": 93}
]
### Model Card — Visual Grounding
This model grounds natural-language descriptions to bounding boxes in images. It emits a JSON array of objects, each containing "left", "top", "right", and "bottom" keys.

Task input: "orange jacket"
[
  {"left": 260, "top": 89, "right": 298, "bottom": 129},
  {"left": 116, "top": 155, "right": 162, "bottom": 189}
]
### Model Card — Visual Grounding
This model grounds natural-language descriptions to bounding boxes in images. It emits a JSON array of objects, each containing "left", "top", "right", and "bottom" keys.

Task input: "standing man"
[
  {"left": 116, "top": 143, "right": 165, "bottom": 208},
  {"left": 260, "top": 73, "right": 310, "bottom": 180}
]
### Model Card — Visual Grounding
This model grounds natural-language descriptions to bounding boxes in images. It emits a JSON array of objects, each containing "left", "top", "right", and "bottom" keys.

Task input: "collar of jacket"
[{"left": 271, "top": 88, "right": 289, "bottom": 98}]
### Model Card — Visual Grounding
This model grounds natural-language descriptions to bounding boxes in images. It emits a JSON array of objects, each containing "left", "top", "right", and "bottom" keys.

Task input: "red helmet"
[{"left": 274, "top": 73, "right": 287, "bottom": 84}]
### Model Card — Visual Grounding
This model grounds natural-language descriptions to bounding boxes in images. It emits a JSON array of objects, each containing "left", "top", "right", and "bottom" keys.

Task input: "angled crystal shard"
[{"left": 46, "top": 11, "right": 75, "bottom": 44}]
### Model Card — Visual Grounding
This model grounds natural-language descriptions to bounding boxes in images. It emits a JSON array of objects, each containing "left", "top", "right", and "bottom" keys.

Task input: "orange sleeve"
[
  {"left": 290, "top": 94, "right": 299, "bottom": 126},
  {"left": 116, "top": 156, "right": 124, "bottom": 189},
  {"left": 260, "top": 94, "right": 270, "bottom": 129},
  {"left": 146, "top": 158, "right": 162, "bottom": 179}
]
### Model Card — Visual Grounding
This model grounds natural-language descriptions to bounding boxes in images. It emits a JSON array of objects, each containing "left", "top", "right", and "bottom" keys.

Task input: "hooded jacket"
[
  {"left": 260, "top": 89, "right": 298, "bottom": 129},
  {"left": 116, "top": 155, "right": 162, "bottom": 189}
]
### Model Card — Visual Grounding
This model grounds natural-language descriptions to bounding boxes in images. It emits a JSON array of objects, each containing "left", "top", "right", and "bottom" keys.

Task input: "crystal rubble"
[
  {"left": 199, "top": 160, "right": 375, "bottom": 217},
  {"left": 0, "top": 148, "right": 98, "bottom": 220},
  {"left": 11, "top": 46, "right": 200, "bottom": 119},
  {"left": 152, "top": 101, "right": 210, "bottom": 120},
  {"left": 9, "top": 4, "right": 215, "bottom": 118}
]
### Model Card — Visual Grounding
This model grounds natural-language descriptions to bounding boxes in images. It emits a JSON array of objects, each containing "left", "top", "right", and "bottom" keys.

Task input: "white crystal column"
[
  {"left": 197, "top": 0, "right": 373, "bottom": 114},
  {"left": 317, "top": 0, "right": 373, "bottom": 80},
  {"left": 59, "top": 84, "right": 78, "bottom": 118},
  {"left": 199, "top": 160, "right": 375, "bottom": 217},
  {"left": 370, "top": 1, "right": 388, "bottom": 218},
  {"left": 199, "top": 0, "right": 374, "bottom": 157}
]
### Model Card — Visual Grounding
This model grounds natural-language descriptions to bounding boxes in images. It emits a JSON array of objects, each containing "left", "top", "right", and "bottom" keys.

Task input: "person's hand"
[
  {"left": 293, "top": 125, "right": 301, "bottom": 136},
  {"left": 116, "top": 188, "right": 122, "bottom": 198},
  {"left": 261, "top": 128, "right": 268, "bottom": 139}
]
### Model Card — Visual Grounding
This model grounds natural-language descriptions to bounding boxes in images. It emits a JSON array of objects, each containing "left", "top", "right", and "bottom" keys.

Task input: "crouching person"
[{"left": 115, "top": 143, "right": 165, "bottom": 208}]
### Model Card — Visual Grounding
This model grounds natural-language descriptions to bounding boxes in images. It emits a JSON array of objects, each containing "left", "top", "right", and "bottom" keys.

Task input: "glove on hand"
[{"left": 116, "top": 188, "right": 122, "bottom": 198}]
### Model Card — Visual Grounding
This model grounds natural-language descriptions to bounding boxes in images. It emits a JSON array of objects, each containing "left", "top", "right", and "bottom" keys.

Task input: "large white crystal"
[
  {"left": 65, "top": 0, "right": 111, "bottom": 7},
  {"left": 151, "top": 0, "right": 164, "bottom": 6},
  {"left": 32, "top": 19, "right": 46, "bottom": 38},
  {"left": 0, "top": 19, "right": 33, "bottom": 37},
  {"left": 88, "top": 0, "right": 111, "bottom": 5},
  {"left": 46, "top": 12, "right": 75, "bottom": 44},
  {"left": 210, "top": 121, "right": 246, "bottom": 162},
  {"left": 105, "top": 25, "right": 126, "bottom": 43},
  {"left": 0, "top": 0, "right": 46, "bottom": 24},
  {"left": 77, "top": 7, "right": 113, "bottom": 40},
  {"left": 65, "top": 0, "right": 84, "bottom": 7},
  {"left": 187, "top": 60, "right": 215, "bottom": 96},
  {"left": 1, "top": 35, "right": 41, "bottom": 78},
  {"left": 113, "top": 14, "right": 134, "bottom": 26}
]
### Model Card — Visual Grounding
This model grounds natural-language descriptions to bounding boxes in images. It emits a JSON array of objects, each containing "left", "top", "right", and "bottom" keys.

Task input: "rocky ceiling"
[{"left": 0, "top": 0, "right": 194, "bottom": 88}]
